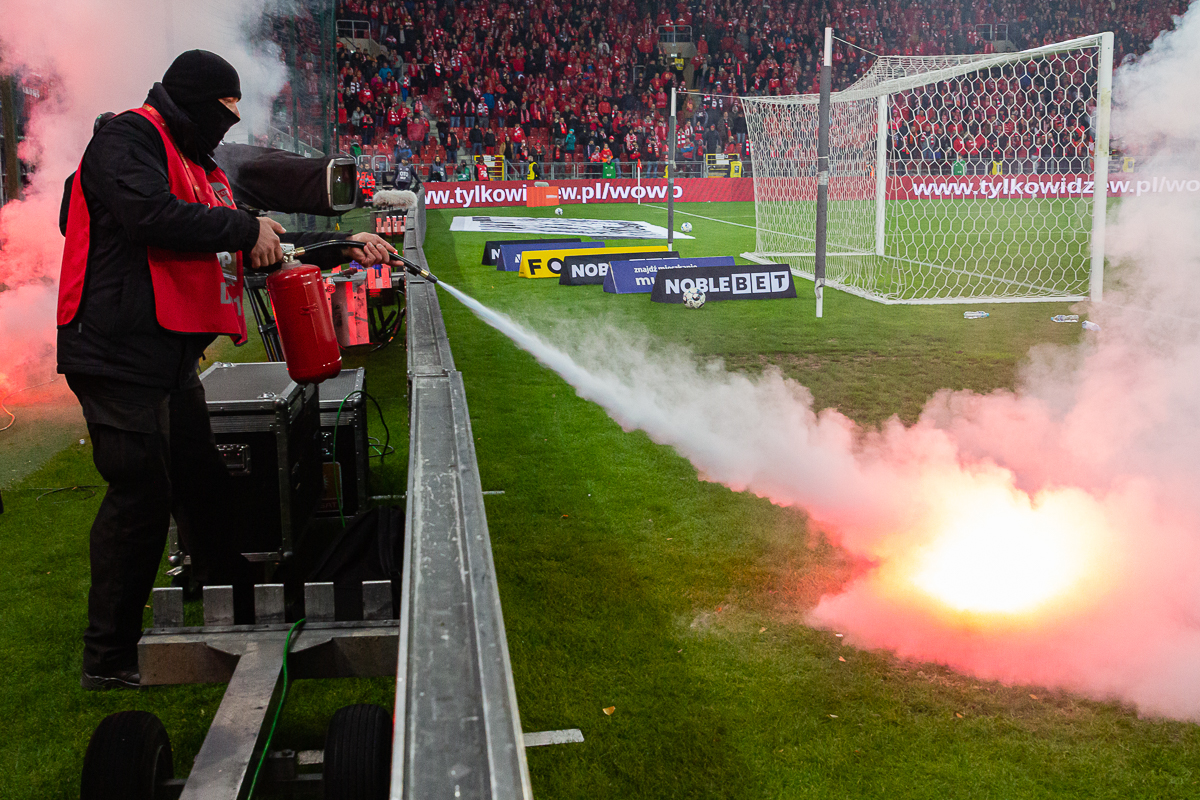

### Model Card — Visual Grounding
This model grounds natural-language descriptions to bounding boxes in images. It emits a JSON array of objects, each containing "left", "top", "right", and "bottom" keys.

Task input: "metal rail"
[{"left": 391, "top": 202, "right": 533, "bottom": 799}]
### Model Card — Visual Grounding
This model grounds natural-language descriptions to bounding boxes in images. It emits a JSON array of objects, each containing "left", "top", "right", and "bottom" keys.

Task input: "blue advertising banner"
[
  {"left": 498, "top": 241, "right": 604, "bottom": 272},
  {"left": 651, "top": 264, "right": 797, "bottom": 303},
  {"left": 482, "top": 238, "right": 583, "bottom": 265},
  {"left": 558, "top": 251, "right": 677, "bottom": 285},
  {"left": 603, "top": 256, "right": 737, "bottom": 294}
]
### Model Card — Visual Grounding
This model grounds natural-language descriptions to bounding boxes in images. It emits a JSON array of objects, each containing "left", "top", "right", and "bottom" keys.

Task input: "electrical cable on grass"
[
  {"left": 0, "top": 376, "right": 60, "bottom": 433},
  {"left": 246, "top": 617, "right": 305, "bottom": 799},
  {"left": 367, "top": 435, "right": 395, "bottom": 459},
  {"left": 331, "top": 389, "right": 392, "bottom": 527},
  {"left": 365, "top": 392, "right": 391, "bottom": 464},
  {"left": 36, "top": 485, "right": 102, "bottom": 502}
]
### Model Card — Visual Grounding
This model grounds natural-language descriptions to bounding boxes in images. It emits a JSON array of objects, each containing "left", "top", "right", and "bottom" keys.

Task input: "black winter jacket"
[{"left": 57, "top": 85, "right": 348, "bottom": 388}]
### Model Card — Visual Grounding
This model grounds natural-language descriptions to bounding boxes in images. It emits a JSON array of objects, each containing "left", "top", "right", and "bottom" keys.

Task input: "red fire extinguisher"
[{"left": 266, "top": 262, "right": 342, "bottom": 384}]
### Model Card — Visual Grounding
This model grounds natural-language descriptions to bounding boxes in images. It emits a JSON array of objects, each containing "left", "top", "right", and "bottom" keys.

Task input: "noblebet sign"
[
  {"left": 559, "top": 251, "right": 678, "bottom": 285},
  {"left": 519, "top": 246, "right": 670, "bottom": 278},
  {"left": 651, "top": 264, "right": 797, "bottom": 303},
  {"left": 603, "top": 257, "right": 736, "bottom": 294}
]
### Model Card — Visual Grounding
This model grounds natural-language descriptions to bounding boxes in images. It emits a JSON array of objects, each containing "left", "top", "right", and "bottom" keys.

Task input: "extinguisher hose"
[
  {"left": 284, "top": 240, "right": 356, "bottom": 257},
  {"left": 284, "top": 239, "right": 439, "bottom": 283}
]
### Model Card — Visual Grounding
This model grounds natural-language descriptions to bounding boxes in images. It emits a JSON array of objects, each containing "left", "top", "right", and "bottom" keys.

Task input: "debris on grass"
[
  {"left": 603, "top": 706, "right": 616, "bottom": 715},
  {"left": 838, "top": 656, "right": 846, "bottom": 662}
]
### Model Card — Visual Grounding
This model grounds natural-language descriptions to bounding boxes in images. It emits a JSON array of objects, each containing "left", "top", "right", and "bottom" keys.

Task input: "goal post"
[
  {"left": 1089, "top": 32, "right": 1114, "bottom": 303},
  {"left": 873, "top": 93, "right": 888, "bottom": 258},
  {"left": 742, "top": 33, "right": 1114, "bottom": 305}
]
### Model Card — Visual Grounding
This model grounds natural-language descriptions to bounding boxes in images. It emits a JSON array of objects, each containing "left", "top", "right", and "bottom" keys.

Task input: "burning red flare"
[{"left": 903, "top": 485, "right": 1104, "bottom": 616}]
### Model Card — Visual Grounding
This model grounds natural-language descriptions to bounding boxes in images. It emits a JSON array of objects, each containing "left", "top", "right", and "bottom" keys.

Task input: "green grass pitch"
[
  {"left": 0, "top": 199, "right": 1197, "bottom": 797},
  {"left": 756, "top": 197, "right": 1094, "bottom": 301}
]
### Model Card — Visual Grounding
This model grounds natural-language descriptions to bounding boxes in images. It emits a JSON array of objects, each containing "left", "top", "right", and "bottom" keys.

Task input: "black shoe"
[{"left": 81, "top": 668, "right": 142, "bottom": 691}]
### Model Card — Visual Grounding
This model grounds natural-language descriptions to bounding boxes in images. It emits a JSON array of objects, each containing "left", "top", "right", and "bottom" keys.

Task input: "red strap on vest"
[{"left": 57, "top": 161, "right": 92, "bottom": 326}]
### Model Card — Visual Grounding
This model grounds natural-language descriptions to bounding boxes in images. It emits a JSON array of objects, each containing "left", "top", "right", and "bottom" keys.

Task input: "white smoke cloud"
[
  {"left": 442, "top": 7, "right": 1200, "bottom": 720},
  {"left": 0, "top": 0, "right": 286, "bottom": 394}
]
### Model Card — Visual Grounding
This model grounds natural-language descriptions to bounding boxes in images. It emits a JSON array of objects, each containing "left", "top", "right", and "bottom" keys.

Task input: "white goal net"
[{"left": 742, "top": 33, "right": 1113, "bottom": 304}]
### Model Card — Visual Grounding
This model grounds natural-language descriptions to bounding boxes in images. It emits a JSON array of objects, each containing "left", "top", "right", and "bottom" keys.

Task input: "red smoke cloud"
[
  {"left": 443, "top": 7, "right": 1200, "bottom": 719},
  {"left": 0, "top": 0, "right": 283, "bottom": 397}
]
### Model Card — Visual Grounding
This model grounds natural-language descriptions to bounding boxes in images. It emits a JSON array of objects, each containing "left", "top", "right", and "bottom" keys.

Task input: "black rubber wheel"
[
  {"left": 80, "top": 710, "right": 173, "bottom": 800},
  {"left": 324, "top": 703, "right": 393, "bottom": 800}
]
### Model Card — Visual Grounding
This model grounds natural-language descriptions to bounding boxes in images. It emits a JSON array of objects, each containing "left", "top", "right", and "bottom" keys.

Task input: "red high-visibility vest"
[{"left": 58, "top": 105, "right": 247, "bottom": 343}]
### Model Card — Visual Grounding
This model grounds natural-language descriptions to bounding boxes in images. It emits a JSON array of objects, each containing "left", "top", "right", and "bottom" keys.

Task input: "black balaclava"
[{"left": 161, "top": 50, "right": 242, "bottom": 155}]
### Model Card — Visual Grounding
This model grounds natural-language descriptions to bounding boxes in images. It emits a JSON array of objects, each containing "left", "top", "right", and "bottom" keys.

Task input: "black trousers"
[{"left": 68, "top": 375, "right": 252, "bottom": 674}]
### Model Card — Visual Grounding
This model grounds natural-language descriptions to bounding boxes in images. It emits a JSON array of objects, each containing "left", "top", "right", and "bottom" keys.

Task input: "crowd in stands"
[
  {"left": 331, "top": 0, "right": 1190, "bottom": 180},
  {"left": 886, "top": 54, "right": 1098, "bottom": 175}
]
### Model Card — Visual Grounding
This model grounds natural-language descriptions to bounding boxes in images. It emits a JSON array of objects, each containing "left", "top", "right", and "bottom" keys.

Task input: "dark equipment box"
[
  {"left": 191, "top": 361, "right": 323, "bottom": 562},
  {"left": 317, "top": 367, "right": 370, "bottom": 518}
]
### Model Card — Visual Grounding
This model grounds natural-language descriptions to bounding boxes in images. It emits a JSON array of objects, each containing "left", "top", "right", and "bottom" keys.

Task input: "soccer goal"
[{"left": 741, "top": 33, "right": 1113, "bottom": 304}]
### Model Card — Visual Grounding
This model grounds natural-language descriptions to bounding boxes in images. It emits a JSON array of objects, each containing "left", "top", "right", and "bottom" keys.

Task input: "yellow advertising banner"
[{"left": 519, "top": 245, "right": 669, "bottom": 278}]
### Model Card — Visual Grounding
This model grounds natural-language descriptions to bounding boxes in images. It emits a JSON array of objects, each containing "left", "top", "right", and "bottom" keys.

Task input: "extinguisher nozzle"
[{"left": 389, "top": 254, "right": 439, "bottom": 283}]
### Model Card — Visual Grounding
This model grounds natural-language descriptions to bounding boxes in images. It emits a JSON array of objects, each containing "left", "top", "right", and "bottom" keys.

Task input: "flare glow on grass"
[{"left": 908, "top": 487, "right": 1095, "bottom": 616}]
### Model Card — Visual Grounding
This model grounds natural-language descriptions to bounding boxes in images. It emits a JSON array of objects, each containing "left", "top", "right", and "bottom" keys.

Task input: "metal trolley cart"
[{"left": 80, "top": 205, "right": 557, "bottom": 800}]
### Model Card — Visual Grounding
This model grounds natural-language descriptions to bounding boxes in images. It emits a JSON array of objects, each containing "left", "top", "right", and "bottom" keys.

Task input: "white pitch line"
[
  {"left": 523, "top": 729, "right": 585, "bottom": 747},
  {"left": 644, "top": 204, "right": 762, "bottom": 232}
]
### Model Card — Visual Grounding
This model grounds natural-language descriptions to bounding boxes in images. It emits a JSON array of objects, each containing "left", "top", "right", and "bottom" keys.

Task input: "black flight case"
[{"left": 170, "top": 361, "right": 323, "bottom": 567}]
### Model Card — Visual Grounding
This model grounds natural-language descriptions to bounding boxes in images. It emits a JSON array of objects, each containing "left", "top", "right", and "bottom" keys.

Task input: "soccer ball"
[
  {"left": 682, "top": 287, "right": 706, "bottom": 309},
  {"left": 554, "top": 207, "right": 564, "bottom": 216},
  {"left": 681, "top": 221, "right": 692, "bottom": 233}
]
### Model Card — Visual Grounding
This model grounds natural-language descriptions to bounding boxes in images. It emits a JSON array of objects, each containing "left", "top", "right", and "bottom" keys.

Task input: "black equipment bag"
[{"left": 309, "top": 505, "right": 404, "bottom": 620}]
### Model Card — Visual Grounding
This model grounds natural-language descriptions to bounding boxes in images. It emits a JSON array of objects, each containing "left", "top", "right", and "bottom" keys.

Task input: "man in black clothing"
[
  {"left": 427, "top": 156, "right": 446, "bottom": 183},
  {"left": 393, "top": 156, "right": 416, "bottom": 190},
  {"left": 58, "top": 50, "right": 394, "bottom": 690},
  {"left": 704, "top": 124, "right": 723, "bottom": 155}
]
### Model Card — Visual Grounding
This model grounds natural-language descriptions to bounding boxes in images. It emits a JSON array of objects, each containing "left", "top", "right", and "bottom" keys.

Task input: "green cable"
[
  {"left": 330, "top": 389, "right": 391, "bottom": 527},
  {"left": 247, "top": 617, "right": 306, "bottom": 799}
]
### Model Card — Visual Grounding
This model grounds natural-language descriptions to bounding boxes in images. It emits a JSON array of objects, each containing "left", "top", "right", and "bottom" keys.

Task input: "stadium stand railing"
[{"left": 337, "top": 19, "right": 372, "bottom": 40}]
